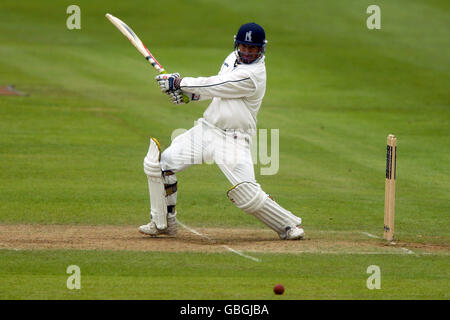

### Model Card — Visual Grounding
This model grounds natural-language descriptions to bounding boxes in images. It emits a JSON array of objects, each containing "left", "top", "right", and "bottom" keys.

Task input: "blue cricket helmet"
[
  {"left": 234, "top": 22, "right": 266, "bottom": 47},
  {"left": 234, "top": 22, "right": 267, "bottom": 63}
]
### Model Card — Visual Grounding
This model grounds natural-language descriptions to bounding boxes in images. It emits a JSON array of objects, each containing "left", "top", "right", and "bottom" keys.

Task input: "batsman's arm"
[{"left": 179, "top": 70, "right": 256, "bottom": 99}]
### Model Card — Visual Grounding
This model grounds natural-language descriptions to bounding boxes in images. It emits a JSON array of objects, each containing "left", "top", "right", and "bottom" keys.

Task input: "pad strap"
[{"left": 164, "top": 182, "right": 178, "bottom": 196}]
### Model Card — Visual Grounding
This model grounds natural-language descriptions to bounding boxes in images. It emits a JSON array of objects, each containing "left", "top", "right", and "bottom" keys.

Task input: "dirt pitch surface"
[{"left": 0, "top": 224, "right": 448, "bottom": 256}]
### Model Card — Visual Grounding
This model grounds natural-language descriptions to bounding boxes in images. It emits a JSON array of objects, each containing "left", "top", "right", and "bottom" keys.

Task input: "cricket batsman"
[{"left": 139, "top": 23, "right": 305, "bottom": 240}]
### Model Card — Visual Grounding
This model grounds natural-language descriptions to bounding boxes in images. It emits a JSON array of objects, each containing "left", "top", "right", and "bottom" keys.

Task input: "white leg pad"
[
  {"left": 143, "top": 138, "right": 168, "bottom": 230},
  {"left": 227, "top": 182, "right": 302, "bottom": 235}
]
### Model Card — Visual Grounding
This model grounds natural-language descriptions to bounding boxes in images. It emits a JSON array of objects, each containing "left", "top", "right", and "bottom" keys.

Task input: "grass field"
[{"left": 0, "top": 0, "right": 449, "bottom": 300}]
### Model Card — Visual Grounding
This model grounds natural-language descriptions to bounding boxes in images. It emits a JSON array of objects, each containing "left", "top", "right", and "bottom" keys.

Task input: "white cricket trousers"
[{"left": 160, "top": 118, "right": 256, "bottom": 186}]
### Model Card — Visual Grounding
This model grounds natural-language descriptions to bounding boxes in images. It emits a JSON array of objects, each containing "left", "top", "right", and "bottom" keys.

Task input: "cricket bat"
[{"left": 105, "top": 13, "right": 189, "bottom": 103}]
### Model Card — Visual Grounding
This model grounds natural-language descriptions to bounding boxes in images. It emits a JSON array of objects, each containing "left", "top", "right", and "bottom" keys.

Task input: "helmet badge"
[{"left": 245, "top": 31, "right": 252, "bottom": 42}]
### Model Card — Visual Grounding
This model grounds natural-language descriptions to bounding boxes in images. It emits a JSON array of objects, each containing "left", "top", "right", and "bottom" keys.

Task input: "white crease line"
[
  {"left": 177, "top": 221, "right": 213, "bottom": 241},
  {"left": 178, "top": 221, "right": 261, "bottom": 262},
  {"left": 222, "top": 245, "right": 261, "bottom": 262},
  {"left": 401, "top": 247, "right": 415, "bottom": 254},
  {"left": 359, "top": 232, "right": 415, "bottom": 254},
  {"left": 360, "top": 232, "right": 381, "bottom": 239}
]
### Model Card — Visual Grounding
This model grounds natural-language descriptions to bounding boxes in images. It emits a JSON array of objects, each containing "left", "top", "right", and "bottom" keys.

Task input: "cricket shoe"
[
  {"left": 279, "top": 225, "right": 305, "bottom": 240},
  {"left": 138, "top": 215, "right": 178, "bottom": 237}
]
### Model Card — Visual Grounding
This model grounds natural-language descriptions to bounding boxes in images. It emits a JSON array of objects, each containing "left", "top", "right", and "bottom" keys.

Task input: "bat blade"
[
  {"left": 105, "top": 13, "right": 165, "bottom": 73},
  {"left": 106, "top": 13, "right": 189, "bottom": 103}
]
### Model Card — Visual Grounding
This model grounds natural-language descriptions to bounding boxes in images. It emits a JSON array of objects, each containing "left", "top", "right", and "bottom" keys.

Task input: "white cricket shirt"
[{"left": 180, "top": 52, "right": 266, "bottom": 131}]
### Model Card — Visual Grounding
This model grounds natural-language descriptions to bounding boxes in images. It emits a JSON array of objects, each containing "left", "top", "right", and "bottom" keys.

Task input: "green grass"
[
  {"left": 0, "top": 250, "right": 448, "bottom": 300},
  {"left": 0, "top": 0, "right": 449, "bottom": 299}
]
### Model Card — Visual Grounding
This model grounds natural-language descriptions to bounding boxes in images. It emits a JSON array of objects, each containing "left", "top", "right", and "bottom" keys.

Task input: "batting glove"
[
  {"left": 169, "top": 89, "right": 189, "bottom": 104},
  {"left": 155, "top": 73, "right": 182, "bottom": 92}
]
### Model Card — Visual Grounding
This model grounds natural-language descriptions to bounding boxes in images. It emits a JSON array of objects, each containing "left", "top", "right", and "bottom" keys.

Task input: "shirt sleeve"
[
  {"left": 182, "top": 92, "right": 212, "bottom": 102},
  {"left": 180, "top": 69, "right": 256, "bottom": 99}
]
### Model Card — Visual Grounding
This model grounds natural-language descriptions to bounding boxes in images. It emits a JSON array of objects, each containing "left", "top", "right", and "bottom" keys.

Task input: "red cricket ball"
[{"left": 273, "top": 284, "right": 284, "bottom": 295}]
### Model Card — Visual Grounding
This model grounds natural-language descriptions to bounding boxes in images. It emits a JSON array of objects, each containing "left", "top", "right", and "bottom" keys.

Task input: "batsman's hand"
[
  {"left": 169, "top": 89, "right": 189, "bottom": 104},
  {"left": 155, "top": 73, "right": 182, "bottom": 92}
]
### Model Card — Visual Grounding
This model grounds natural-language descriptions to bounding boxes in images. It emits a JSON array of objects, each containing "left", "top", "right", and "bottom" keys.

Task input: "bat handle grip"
[{"left": 181, "top": 94, "right": 190, "bottom": 104}]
